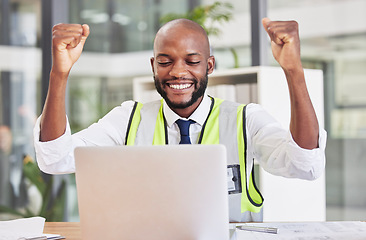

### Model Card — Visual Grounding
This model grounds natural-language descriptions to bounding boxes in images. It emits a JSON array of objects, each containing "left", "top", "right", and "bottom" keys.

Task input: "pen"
[
  {"left": 237, "top": 225, "right": 278, "bottom": 234},
  {"left": 18, "top": 236, "right": 47, "bottom": 240}
]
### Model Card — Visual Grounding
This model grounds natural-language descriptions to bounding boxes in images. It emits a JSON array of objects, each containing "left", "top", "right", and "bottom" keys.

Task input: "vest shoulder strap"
[{"left": 125, "top": 101, "right": 143, "bottom": 145}]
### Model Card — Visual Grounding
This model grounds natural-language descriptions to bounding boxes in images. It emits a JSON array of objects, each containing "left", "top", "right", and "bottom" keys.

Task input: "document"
[
  {"left": 235, "top": 221, "right": 366, "bottom": 240},
  {"left": 0, "top": 217, "right": 45, "bottom": 240}
]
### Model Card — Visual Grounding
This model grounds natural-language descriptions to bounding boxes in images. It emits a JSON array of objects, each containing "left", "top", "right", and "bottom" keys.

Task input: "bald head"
[{"left": 154, "top": 19, "right": 211, "bottom": 57}]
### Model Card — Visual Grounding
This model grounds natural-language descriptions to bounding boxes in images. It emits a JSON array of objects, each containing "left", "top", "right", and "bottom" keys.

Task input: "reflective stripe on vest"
[{"left": 124, "top": 98, "right": 264, "bottom": 220}]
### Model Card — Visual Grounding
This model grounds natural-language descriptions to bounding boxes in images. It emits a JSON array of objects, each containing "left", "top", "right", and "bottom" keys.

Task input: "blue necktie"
[{"left": 176, "top": 119, "right": 195, "bottom": 144}]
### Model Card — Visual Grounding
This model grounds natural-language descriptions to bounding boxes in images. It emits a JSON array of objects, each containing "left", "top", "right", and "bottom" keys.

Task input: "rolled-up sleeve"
[
  {"left": 33, "top": 100, "right": 136, "bottom": 174},
  {"left": 247, "top": 104, "right": 327, "bottom": 180},
  {"left": 33, "top": 116, "right": 76, "bottom": 174}
]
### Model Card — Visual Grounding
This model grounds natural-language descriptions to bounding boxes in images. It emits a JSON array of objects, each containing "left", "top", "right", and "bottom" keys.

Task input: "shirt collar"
[{"left": 163, "top": 94, "right": 211, "bottom": 128}]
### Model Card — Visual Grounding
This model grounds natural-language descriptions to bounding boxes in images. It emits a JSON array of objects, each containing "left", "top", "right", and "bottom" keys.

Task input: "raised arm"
[
  {"left": 40, "top": 24, "right": 90, "bottom": 142},
  {"left": 262, "top": 18, "right": 319, "bottom": 149}
]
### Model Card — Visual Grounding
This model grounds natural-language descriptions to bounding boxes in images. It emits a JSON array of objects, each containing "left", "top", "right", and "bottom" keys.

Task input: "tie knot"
[
  {"left": 176, "top": 119, "right": 194, "bottom": 136},
  {"left": 176, "top": 119, "right": 195, "bottom": 144}
]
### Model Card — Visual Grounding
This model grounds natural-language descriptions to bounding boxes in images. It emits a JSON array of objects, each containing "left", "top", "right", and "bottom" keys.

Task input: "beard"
[{"left": 154, "top": 71, "right": 208, "bottom": 110}]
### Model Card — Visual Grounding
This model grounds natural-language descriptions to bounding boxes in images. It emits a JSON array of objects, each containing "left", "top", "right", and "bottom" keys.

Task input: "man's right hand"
[{"left": 51, "top": 24, "right": 90, "bottom": 74}]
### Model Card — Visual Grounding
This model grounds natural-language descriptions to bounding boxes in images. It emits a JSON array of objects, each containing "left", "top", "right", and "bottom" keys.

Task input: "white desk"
[
  {"left": 43, "top": 221, "right": 366, "bottom": 240},
  {"left": 230, "top": 221, "right": 366, "bottom": 240}
]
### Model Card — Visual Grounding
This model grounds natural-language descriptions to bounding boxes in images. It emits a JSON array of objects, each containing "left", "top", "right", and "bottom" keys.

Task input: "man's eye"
[
  {"left": 187, "top": 61, "right": 200, "bottom": 65},
  {"left": 158, "top": 62, "right": 171, "bottom": 66}
]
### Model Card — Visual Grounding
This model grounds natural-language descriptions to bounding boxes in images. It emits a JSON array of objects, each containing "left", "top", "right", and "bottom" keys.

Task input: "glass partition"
[
  {"left": 0, "top": 0, "right": 40, "bottom": 220},
  {"left": 268, "top": 0, "right": 366, "bottom": 221},
  {"left": 70, "top": 0, "right": 191, "bottom": 53}
]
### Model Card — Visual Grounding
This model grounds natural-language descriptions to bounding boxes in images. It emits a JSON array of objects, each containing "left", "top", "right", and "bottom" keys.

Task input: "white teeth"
[{"left": 169, "top": 83, "right": 192, "bottom": 90}]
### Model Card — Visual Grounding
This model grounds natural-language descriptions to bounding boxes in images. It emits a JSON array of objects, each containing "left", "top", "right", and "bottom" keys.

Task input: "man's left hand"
[{"left": 262, "top": 18, "right": 302, "bottom": 73}]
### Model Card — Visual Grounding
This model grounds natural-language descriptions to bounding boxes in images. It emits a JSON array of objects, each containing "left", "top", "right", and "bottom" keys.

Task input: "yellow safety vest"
[{"left": 125, "top": 97, "right": 263, "bottom": 221}]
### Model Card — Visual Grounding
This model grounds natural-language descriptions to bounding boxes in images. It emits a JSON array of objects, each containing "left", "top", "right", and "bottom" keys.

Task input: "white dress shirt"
[{"left": 33, "top": 94, "right": 327, "bottom": 180}]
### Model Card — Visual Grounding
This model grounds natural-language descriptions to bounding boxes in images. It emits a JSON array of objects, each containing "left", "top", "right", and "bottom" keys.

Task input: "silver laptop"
[{"left": 74, "top": 144, "right": 229, "bottom": 240}]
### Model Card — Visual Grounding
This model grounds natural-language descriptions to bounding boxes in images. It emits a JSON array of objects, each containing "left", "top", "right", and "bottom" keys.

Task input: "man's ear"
[
  {"left": 207, "top": 56, "right": 215, "bottom": 74},
  {"left": 150, "top": 57, "right": 155, "bottom": 74}
]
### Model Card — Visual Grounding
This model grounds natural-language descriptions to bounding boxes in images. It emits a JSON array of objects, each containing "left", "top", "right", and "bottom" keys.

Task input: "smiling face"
[{"left": 150, "top": 19, "right": 215, "bottom": 118}]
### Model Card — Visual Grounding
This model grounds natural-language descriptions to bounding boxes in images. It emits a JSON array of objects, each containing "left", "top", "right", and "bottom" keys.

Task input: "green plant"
[
  {"left": 160, "top": 2, "right": 233, "bottom": 37},
  {"left": 0, "top": 156, "right": 66, "bottom": 221},
  {"left": 160, "top": 1, "right": 239, "bottom": 68}
]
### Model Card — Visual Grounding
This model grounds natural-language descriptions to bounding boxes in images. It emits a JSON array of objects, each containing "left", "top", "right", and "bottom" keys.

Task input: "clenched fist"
[
  {"left": 51, "top": 23, "right": 90, "bottom": 74},
  {"left": 262, "top": 18, "right": 302, "bottom": 73}
]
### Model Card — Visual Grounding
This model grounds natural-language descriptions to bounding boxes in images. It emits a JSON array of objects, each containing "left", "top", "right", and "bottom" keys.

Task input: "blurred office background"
[{"left": 0, "top": 0, "right": 366, "bottom": 221}]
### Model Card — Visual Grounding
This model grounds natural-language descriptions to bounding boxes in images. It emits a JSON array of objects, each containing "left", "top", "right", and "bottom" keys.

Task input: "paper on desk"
[
  {"left": 0, "top": 216, "right": 45, "bottom": 240},
  {"left": 235, "top": 221, "right": 366, "bottom": 240}
]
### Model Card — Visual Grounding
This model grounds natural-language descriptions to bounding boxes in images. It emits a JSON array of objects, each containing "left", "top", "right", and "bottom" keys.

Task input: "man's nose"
[{"left": 169, "top": 62, "right": 188, "bottom": 78}]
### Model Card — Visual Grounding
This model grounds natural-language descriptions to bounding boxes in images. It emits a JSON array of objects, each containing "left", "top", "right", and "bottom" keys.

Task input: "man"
[
  {"left": 34, "top": 18, "right": 326, "bottom": 222},
  {"left": 0, "top": 125, "right": 28, "bottom": 211},
  {"left": 0, "top": 125, "right": 12, "bottom": 207}
]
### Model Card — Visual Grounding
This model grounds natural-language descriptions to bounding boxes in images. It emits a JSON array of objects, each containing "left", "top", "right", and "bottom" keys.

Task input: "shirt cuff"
[
  {"left": 286, "top": 127, "right": 327, "bottom": 179},
  {"left": 33, "top": 115, "right": 73, "bottom": 166}
]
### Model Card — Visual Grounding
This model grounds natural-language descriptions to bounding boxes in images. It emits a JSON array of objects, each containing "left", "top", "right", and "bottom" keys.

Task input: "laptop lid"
[{"left": 74, "top": 144, "right": 229, "bottom": 240}]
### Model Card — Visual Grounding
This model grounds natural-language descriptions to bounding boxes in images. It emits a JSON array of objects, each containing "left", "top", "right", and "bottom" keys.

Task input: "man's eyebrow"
[
  {"left": 156, "top": 53, "right": 169, "bottom": 57},
  {"left": 156, "top": 53, "right": 202, "bottom": 57},
  {"left": 187, "top": 53, "right": 201, "bottom": 56}
]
